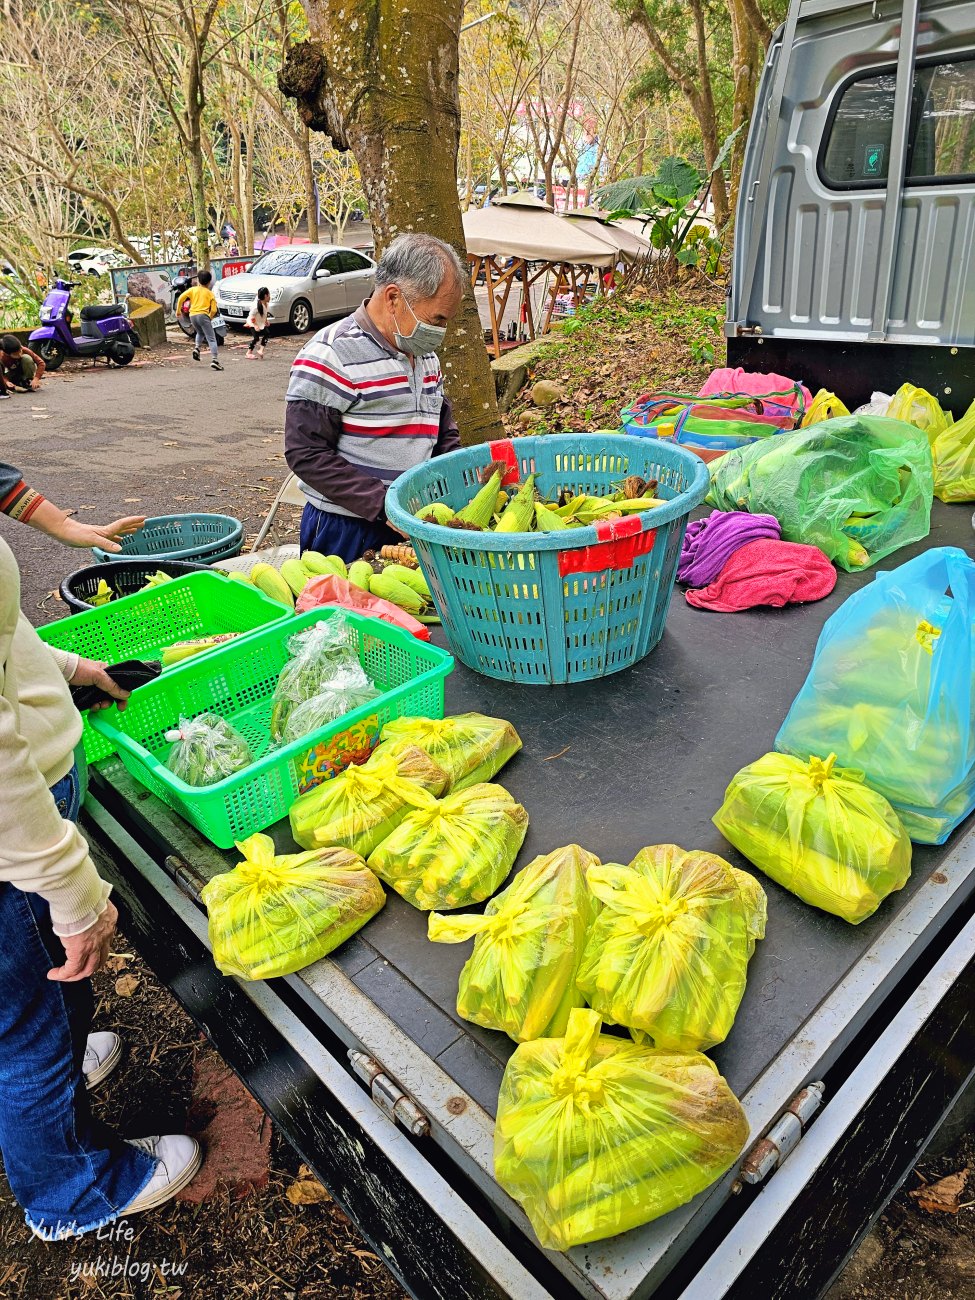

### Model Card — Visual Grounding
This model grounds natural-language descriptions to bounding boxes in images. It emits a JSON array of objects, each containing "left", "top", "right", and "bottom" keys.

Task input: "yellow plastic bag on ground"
[
  {"left": 372, "top": 713, "right": 522, "bottom": 792},
  {"left": 887, "top": 383, "right": 952, "bottom": 437},
  {"left": 368, "top": 782, "right": 528, "bottom": 910},
  {"left": 494, "top": 1007, "right": 749, "bottom": 1250},
  {"left": 289, "top": 744, "right": 447, "bottom": 854},
  {"left": 713, "top": 752, "right": 911, "bottom": 923},
  {"left": 428, "top": 844, "right": 599, "bottom": 1041},
  {"left": 929, "top": 398, "right": 975, "bottom": 502},
  {"left": 801, "top": 390, "right": 850, "bottom": 426},
  {"left": 576, "top": 845, "right": 766, "bottom": 1050},
  {"left": 201, "top": 833, "right": 385, "bottom": 979}
]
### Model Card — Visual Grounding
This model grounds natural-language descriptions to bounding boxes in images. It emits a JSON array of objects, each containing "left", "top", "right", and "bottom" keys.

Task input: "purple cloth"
[{"left": 678, "top": 510, "right": 782, "bottom": 587}]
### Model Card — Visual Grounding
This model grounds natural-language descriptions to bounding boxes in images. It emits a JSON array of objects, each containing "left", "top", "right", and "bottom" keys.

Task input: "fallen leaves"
[
  {"left": 911, "top": 1167, "right": 971, "bottom": 1214},
  {"left": 285, "top": 1164, "right": 331, "bottom": 1205},
  {"left": 114, "top": 973, "right": 141, "bottom": 997}
]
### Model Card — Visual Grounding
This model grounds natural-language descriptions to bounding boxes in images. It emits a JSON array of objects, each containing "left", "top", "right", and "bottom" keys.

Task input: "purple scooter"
[{"left": 29, "top": 279, "right": 140, "bottom": 371}]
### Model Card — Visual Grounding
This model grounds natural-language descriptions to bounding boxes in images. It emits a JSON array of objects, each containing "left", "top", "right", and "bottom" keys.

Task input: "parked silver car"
[{"left": 214, "top": 245, "right": 376, "bottom": 333}]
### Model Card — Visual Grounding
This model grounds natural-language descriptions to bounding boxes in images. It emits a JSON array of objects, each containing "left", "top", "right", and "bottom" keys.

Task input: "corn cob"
[
  {"left": 250, "top": 563, "right": 295, "bottom": 607},
  {"left": 228, "top": 571, "right": 255, "bottom": 585},
  {"left": 494, "top": 473, "right": 538, "bottom": 533},
  {"left": 280, "top": 558, "right": 311, "bottom": 597},
  {"left": 301, "top": 551, "right": 347, "bottom": 579},
  {"left": 369, "top": 571, "right": 426, "bottom": 613},
  {"left": 160, "top": 633, "right": 240, "bottom": 666},
  {"left": 378, "top": 544, "right": 419, "bottom": 568},
  {"left": 347, "top": 560, "right": 374, "bottom": 590},
  {"left": 456, "top": 467, "right": 503, "bottom": 526},
  {"left": 141, "top": 570, "right": 173, "bottom": 591},
  {"left": 90, "top": 578, "right": 114, "bottom": 606},
  {"left": 534, "top": 501, "right": 568, "bottom": 532},
  {"left": 381, "top": 564, "right": 430, "bottom": 599},
  {"left": 417, "top": 502, "right": 455, "bottom": 525}
]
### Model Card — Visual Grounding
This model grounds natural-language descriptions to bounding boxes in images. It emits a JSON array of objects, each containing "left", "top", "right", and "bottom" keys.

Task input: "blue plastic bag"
[{"left": 776, "top": 547, "right": 975, "bottom": 844}]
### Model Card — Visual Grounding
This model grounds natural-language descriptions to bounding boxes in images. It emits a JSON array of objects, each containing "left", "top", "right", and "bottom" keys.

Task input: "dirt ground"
[{"left": 3, "top": 310, "right": 975, "bottom": 1299}]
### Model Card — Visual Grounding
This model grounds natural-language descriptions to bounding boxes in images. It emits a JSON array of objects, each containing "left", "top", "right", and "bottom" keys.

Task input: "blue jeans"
[
  {"left": 190, "top": 312, "right": 218, "bottom": 360},
  {"left": 299, "top": 502, "right": 402, "bottom": 565},
  {"left": 0, "top": 764, "right": 155, "bottom": 1238}
]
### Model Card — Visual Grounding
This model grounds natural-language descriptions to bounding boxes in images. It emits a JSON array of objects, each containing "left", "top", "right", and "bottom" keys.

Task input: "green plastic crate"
[
  {"left": 90, "top": 608, "right": 454, "bottom": 848},
  {"left": 38, "top": 572, "right": 292, "bottom": 763}
]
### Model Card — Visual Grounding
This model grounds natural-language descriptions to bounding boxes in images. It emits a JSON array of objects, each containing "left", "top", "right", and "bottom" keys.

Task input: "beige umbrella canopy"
[
  {"left": 463, "top": 192, "right": 616, "bottom": 268},
  {"left": 561, "top": 208, "right": 653, "bottom": 263}
]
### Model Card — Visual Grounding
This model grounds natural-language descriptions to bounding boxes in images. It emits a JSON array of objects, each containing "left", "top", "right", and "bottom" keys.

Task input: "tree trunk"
[
  {"left": 279, "top": 2, "right": 500, "bottom": 445},
  {"left": 243, "top": 117, "right": 257, "bottom": 253},
  {"left": 727, "top": 0, "right": 760, "bottom": 223},
  {"left": 301, "top": 125, "right": 320, "bottom": 241},
  {"left": 229, "top": 123, "right": 244, "bottom": 242},
  {"left": 185, "top": 58, "right": 210, "bottom": 268}
]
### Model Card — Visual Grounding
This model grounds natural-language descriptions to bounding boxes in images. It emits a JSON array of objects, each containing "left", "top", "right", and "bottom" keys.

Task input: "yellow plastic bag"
[
  {"left": 887, "top": 383, "right": 952, "bottom": 437},
  {"left": 713, "top": 752, "right": 911, "bottom": 923},
  {"left": 289, "top": 744, "right": 447, "bottom": 854},
  {"left": 929, "top": 398, "right": 975, "bottom": 502},
  {"left": 372, "top": 712, "right": 522, "bottom": 793},
  {"left": 801, "top": 389, "right": 850, "bottom": 426},
  {"left": 367, "top": 782, "right": 528, "bottom": 910},
  {"left": 428, "top": 844, "right": 599, "bottom": 1041},
  {"left": 201, "top": 833, "right": 385, "bottom": 979},
  {"left": 576, "top": 845, "right": 766, "bottom": 1050},
  {"left": 494, "top": 1007, "right": 749, "bottom": 1250}
]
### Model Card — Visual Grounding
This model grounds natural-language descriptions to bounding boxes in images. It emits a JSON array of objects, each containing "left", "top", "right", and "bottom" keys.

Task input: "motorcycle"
[
  {"left": 170, "top": 268, "right": 227, "bottom": 346},
  {"left": 29, "top": 280, "right": 140, "bottom": 371}
]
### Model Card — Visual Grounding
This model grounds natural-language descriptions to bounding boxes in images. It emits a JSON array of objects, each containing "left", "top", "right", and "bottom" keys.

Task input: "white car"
[
  {"left": 214, "top": 245, "right": 376, "bottom": 334},
  {"left": 67, "top": 247, "right": 131, "bottom": 277}
]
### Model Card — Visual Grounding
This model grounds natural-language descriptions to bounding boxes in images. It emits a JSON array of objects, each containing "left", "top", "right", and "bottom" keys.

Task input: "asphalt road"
[{"left": 2, "top": 327, "right": 302, "bottom": 625}]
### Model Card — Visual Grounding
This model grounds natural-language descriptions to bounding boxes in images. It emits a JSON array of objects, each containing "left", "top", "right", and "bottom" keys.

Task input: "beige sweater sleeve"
[{"left": 0, "top": 544, "right": 107, "bottom": 929}]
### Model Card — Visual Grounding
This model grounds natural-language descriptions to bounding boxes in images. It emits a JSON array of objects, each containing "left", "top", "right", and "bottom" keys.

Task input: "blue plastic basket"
[
  {"left": 385, "top": 435, "right": 710, "bottom": 684},
  {"left": 92, "top": 513, "right": 244, "bottom": 565}
]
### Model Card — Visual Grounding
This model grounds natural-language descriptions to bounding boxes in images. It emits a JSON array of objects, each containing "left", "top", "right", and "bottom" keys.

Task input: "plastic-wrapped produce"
[
  {"left": 428, "top": 844, "right": 598, "bottom": 1040},
  {"left": 368, "top": 783, "right": 528, "bottom": 911},
  {"left": 280, "top": 665, "right": 380, "bottom": 745},
  {"left": 164, "top": 714, "right": 253, "bottom": 786},
  {"left": 494, "top": 1008, "right": 749, "bottom": 1250},
  {"left": 201, "top": 832, "right": 385, "bottom": 979},
  {"left": 269, "top": 615, "right": 363, "bottom": 742},
  {"left": 576, "top": 844, "right": 766, "bottom": 1051},
  {"left": 289, "top": 744, "right": 447, "bottom": 855},
  {"left": 371, "top": 713, "right": 522, "bottom": 792},
  {"left": 714, "top": 752, "right": 911, "bottom": 923}
]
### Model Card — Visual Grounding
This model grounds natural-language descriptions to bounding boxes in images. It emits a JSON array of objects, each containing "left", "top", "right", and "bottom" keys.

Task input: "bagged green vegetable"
[
  {"left": 707, "top": 415, "right": 933, "bottom": 570},
  {"left": 428, "top": 843, "right": 598, "bottom": 1040},
  {"left": 201, "top": 832, "right": 385, "bottom": 979},
  {"left": 372, "top": 713, "right": 522, "bottom": 792},
  {"left": 494, "top": 1007, "right": 749, "bottom": 1251},
  {"left": 928, "top": 397, "right": 975, "bottom": 502},
  {"left": 776, "top": 547, "right": 975, "bottom": 843},
  {"left": 289, "top": 744, "right": 447, "bottom": 854},
  {"left": 576, "top": 845, "right": 766, "bottom": 1050},
  {"left": 886, "top": 383, "right": 952, "bottom": 437},
  {"left": 713, "top": 752, "right": 911, "bottom": 924},
  {"left": 368, "top": 782, "right": 528, "bottom": 911},
  {"left": 281, "top": 665, "right": 380, "bottom": 745},
  {"left": 270, "top": 615, "right": 363, "bottom": 742},
  {"left": 164, "top": 714, "right": 253, "bottom": 786}
]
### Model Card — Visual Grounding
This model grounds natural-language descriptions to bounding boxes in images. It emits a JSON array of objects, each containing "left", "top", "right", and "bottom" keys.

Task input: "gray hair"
[{"left": 374, "top": 232, "right": 466, "bottom": 300}]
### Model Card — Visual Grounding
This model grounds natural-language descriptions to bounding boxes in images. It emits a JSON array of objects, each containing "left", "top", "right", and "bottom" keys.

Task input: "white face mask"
[{"left": 393, "top": 292, "right": 446, "bottom": 357}]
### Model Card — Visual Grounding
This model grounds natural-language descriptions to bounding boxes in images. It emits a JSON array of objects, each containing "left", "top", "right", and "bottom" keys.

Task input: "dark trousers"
[
  {"left": 299, "top": 503, "right": 401, "bottom": 565},
  {"left": 247, "top": 327, "right": 269, "bottom": 351}
]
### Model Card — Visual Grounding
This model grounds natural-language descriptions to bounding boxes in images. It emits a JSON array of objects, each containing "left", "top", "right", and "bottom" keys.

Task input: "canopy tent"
[
  {"left": 561, "top": 208, "right": 653, "bottom": 264},
  {"left": 613, "top": 215, "right": 656, "bottom": 241},
  {"left": 463, "top": 192, "right": 617, "bottom": 355}
]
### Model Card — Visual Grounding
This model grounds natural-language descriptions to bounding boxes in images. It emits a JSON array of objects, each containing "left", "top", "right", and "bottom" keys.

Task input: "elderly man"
[{"left": 285, "top": 231, "right": 465, "bottom": 562}]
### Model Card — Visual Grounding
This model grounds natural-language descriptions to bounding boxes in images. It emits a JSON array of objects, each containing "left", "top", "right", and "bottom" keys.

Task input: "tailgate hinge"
[
  {"left": 739, "top": 1081, "right": 825, "bottom": 1186},
  {"left": 348, "top": 1050, "right": 431, "bottom": 1138}
]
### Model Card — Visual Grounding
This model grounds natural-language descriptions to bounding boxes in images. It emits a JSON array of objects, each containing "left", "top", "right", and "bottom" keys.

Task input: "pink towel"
[{"left": 686, "top": 539, "right": 836, "bottom": 613}]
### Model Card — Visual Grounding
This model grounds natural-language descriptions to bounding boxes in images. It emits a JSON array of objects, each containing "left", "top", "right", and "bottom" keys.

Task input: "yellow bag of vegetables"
[
  {"left": 289, "top": 744, "right": 447, "bottom": 854},
  {"left": 428, "top": 844, "right": 598, "bottom": 1041},
  {"left": 368, "top": 783, "right": 528, "bottom": 910},
  {"left": 201, "top": 833, "right": 385, "bottom": 979},
  {"left": 372, "top": 713, "right": 522, "bottom": 793},
  {"left": 494, "top": 1007, "right": 749, "bottom": 1251},
  {"left": 576, "top": 845, "right": 766, "bottom": 1051},
  {"left": 713, "top": 752, "right": 911, "bottom": 923}
]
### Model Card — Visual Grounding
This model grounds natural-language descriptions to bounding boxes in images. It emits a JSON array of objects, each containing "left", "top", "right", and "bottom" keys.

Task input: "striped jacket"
[{"left": 285, "top": 303, "right": 458, "bottom": 521}]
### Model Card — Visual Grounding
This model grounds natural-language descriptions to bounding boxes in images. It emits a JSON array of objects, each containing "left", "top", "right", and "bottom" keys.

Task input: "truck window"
[{"left": 821, "top": 57, "right": 975, "bottom": 189}]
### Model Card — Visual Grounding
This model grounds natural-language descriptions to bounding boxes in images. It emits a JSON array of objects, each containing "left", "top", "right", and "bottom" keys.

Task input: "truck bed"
[{"left": 86, "top": 500, "right": 975, "bottom": 1300}]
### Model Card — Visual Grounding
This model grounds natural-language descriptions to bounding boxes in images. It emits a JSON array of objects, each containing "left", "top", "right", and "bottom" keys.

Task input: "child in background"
[
  {"left": 245, "top": 287, "right": 272, "bottom": 360},
  {"left": 175, "top": 270, "right": 223, "bottom": 371}
]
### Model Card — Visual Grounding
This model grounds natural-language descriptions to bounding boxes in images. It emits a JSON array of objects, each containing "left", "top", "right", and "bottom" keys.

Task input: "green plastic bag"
[
  {"left": 713, "top": 753, "right": 911, "bottom": 923},
  {"left": 371, "top": 713, "right": 522, "bottom": 793},
  {"left": 201, "top": 833, "right": 385, "bottom": 979},
  {"left": 929, "top": 398, "right": 975, "bottom": 502},
  {"left": 707, "top": 415, "right": 933, "bottom": 570},
  {"left": 428, "top": 844, "right": 599, "bottom": 1041},
  {"left": 576, "top": 845, "right": 766, "bottom": 1051},
  {"left": 494, "top": 1007, "right": 749, "bottom": 1250},
  {"left": 368, "top": 782, "right": 528, "bottom": 910}
]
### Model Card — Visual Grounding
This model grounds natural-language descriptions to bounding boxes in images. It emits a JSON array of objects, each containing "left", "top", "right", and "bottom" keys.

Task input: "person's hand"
[
  {"left": 48, "top": 901, "right": 118, "bottom": 982},
  {"left": 58, "top": 514, "right": 145, "bottom": 551},
  {"left": 69, "top": 658, "right": 130, "bottom": 711},
  {"left": 31, "top": 376, "right": 41, "bottom": 391}
]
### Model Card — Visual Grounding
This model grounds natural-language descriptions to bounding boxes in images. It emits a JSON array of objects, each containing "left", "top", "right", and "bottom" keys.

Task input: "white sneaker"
[
  {"left": 120, "top": 1135, "right": 203, "bottom": 1215},
  {"left": 83, "top": 1031, "right": 123, "bottom": 1090}
]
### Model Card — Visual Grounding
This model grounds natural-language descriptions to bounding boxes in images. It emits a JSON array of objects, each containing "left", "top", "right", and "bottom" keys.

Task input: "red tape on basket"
[
  {"left": 487, "top": 440, "right": 521, "bottom": 487},
  {"left": 558, "top": 516, "right": 656, "bottom": 576}
]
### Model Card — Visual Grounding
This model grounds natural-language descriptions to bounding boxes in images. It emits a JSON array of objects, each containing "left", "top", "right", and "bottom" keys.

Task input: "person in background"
[
  {"left": 1, "top": 336, "right": 46, "bottom": 395},
  {"left": 284, "top": 231, "right": 463, "bottom": 564},
  {"left": 245, "top": 287, "right": 272, "bottom": 361},
  {"left": 0, "top": 462, "right": 144, "bottom": 551},
  {"left": 175, "top": 270, "right": 223, "bottom": 372}
]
